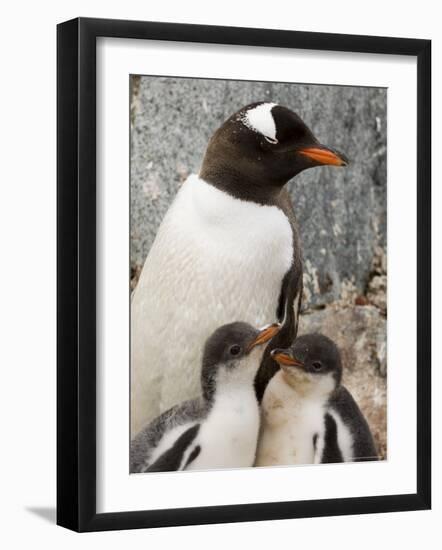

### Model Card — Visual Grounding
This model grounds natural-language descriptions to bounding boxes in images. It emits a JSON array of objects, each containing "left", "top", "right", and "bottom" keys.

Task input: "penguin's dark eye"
[
  {"left": 229, "top": 345, "right": 242, "bottom": 356},
  {"left": 312, "top": 361, "right": 322, "bottom": 371}
]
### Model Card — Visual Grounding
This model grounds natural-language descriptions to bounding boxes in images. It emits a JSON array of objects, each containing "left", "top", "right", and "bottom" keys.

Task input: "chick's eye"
[
  {"left": 229, "top": 345, "right": 241, "bottom": 356},
  {"left": 312, "top": 361, "right": 322, "bottom": 371}
]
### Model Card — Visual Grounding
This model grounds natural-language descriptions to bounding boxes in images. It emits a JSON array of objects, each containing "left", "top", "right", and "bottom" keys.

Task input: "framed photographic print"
[{"left": 57, "top": 17, "right": 431, "bottom": 532}]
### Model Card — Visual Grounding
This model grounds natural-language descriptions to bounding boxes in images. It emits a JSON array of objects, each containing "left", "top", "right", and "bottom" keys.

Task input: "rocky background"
[{"left": 130, "top": 76, "right": 387, "bottom": 459}]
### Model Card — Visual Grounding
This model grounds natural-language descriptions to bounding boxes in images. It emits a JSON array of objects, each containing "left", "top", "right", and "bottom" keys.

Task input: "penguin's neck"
[
  {"left": 208, "top": 376, "right": 259, "bottom": 426},
  {"left": 207, "top": 367, "right": 259, "bottom": 407},
  {"left": 199, "top": 163, "right": 286, "bottom": 206},
  {"left": 266, "top": 370, "right": 333, "bottom": 405}
]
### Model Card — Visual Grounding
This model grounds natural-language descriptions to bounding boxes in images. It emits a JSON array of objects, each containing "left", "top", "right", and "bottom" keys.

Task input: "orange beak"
[
  {"left": 298, "top": 146, "right": 348, "bottom": 167},
  {"left": 248, "top": 323, "right": 281, "bottom": 350},
  {"left": 271, "top": 349, "right": 304, "bottom": 367}
]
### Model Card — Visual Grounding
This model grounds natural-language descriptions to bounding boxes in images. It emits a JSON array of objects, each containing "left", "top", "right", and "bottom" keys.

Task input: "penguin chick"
[
  {"left": 255, "top": 333, "right": 378, "bottom": 466},
  {"left": 130, "top": 322, "right": 280, "bottom": 473}
]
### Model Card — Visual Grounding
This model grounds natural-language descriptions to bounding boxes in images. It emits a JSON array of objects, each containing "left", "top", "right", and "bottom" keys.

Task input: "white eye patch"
[{"left": 240, "top": 102, "right": 278, "bottom": 143}]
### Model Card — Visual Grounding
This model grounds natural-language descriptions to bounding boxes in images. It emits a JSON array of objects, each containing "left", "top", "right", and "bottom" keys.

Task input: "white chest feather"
[
  {"left": 187, "top": 387, "right": 260, "bottom": 470},
  {"left": 131, "top": 175, "right": 293, "bottom": 435},
  {"left": 255, "top": 372, "right": 327, "bottom": 466}
]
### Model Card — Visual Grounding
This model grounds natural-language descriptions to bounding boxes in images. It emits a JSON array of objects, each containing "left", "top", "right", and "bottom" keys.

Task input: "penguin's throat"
[
  {"left": 199, "top": 163, "right": 287, "bottom": 206},
  {"left": 279, "top": 369, "right": 336, "bottom": 400},
  {"left": 203, "top": 360, "right": 259, "bottom": 403}
]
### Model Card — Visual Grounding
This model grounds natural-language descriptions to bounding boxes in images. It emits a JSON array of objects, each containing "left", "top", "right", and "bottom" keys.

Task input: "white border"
[{"left": 97, "top": 38, "right": 417, "bottom": 513}]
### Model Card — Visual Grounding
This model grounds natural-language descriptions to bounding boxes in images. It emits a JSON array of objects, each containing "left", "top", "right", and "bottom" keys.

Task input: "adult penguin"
[{"left": 131, "top": 102, "right": 348, "bottom": 437}]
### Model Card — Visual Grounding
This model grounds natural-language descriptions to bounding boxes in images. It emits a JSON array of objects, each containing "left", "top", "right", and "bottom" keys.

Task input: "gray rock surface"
[{"left": 130, "top": 76, "right": 386, "bottom": 308}]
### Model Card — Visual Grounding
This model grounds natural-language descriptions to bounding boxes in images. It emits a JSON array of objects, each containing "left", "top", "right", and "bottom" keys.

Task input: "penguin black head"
[
  {"left": 271, "top": 333, "right": 342, "bottom": 396},
  {"left": 201, "top": 321, "right": 281, "bottom": 402},
  {"left": 200, "top": 102, "right": 348, "bottom": 203}
]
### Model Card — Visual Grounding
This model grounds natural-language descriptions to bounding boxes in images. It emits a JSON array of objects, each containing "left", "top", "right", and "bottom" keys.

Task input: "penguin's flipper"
[
  {"left": 146, "top": 424, "right": 200, "bottom": 472},
  {"left": 255, "top": 189, "right": 303, "bottom": 402},
  {"left": 328, "top": 386, "right": 378, "bottom": 462},
  {"left": 276, "top": 187, "right": 303, "bottom": 333},
  {"left": 254, "top": 267, "right": 303, "bottom": 402},
  {"left": 320, "top": 413, "right": 344, "bottom": 463},
  {"left": 254, "top": 306, "right": 301, "bottom": 402}
]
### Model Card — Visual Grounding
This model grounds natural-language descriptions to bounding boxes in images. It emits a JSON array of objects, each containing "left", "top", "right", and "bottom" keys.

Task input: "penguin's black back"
[
  {"left": 321, "top": 413, "right": 344, "bottom": 463},
  {"left": 326, "top": 385, "right": 378, "bottom": 462}
]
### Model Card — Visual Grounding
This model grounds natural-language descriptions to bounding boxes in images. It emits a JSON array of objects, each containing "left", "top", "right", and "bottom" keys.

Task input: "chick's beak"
[
  {"left": 271, "top": 348, "right": 304, "bottom": 367},
  {"left": 298, "top": 145, "right": 348, "bottom": 167},
  {"left": 248, "top": 323, "right": 281, "bottom": 350}
]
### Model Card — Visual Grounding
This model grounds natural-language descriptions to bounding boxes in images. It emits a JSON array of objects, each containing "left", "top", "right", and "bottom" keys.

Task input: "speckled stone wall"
[{"left": 130, "top": 76, "right": 387, "bottom": 309}]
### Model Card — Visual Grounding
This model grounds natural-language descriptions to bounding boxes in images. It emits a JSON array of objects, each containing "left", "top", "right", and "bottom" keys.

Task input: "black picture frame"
[{"left": 57, "top": 17, "right": 431, "bottom": 532}]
